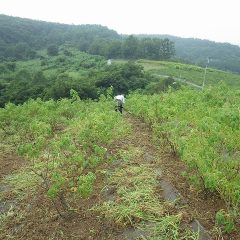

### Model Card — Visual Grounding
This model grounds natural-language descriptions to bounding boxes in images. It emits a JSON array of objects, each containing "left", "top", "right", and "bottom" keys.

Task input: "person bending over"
[{"left": 114, "top": 94, "right": 125, "bottom": 114}]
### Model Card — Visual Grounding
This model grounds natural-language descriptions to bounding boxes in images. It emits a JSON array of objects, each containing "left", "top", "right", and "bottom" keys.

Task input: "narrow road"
[{"left": 154, "top": 74, "right": 203, "bottom": 89}]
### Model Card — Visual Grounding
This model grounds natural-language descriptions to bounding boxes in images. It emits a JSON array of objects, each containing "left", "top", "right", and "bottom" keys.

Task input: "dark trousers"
[{"left": 115, "top": 102, "right": 123, "bottom": 114}]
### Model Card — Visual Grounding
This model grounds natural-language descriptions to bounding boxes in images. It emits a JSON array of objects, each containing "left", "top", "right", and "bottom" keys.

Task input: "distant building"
[{"left": 107, "top": 59, "right": 112, "bottom": 65}]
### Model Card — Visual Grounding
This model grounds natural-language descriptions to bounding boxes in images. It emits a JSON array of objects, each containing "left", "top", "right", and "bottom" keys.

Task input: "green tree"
[
  {"left": 123, "top": 35, "right": 139, "bottom": 59},
  {"left": 96, "top": 62, "right": 148, "bottom": 94},
  {"left": 47, "top": 45, "right": 59, "bottom": 56},
  {"left": 106, "top": 41, "right": 122, "bottom": 59},
  {"left": 159, "top": 38, "right": 175, "bottom": 59}
]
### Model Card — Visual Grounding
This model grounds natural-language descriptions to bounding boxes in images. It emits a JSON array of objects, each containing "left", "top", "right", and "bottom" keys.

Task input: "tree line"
[{"left": 0, "top": 15, "right": 175, "bottom": 61}]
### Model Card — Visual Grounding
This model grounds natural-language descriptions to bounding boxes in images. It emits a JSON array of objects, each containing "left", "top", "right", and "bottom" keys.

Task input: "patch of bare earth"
[
  {"left": 0, "top": 172, "right": 123, "bottom": 240},
  {"left": 0, "top": 152, "right": 26, "bottom": 179}
]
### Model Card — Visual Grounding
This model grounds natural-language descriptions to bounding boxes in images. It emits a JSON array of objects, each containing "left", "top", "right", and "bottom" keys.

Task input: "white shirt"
[{"left": 114, "top": 95, "right": 125, "bottom": 103}]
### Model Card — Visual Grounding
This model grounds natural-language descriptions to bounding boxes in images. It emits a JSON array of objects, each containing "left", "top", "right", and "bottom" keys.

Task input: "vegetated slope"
[
  {"left": 0, "top": 92, "right": 130, "bottom": 239},
  {"left": 136, "top": 34, "right": 240, "bottom": 73},
  {"left": 170, "top": 35, "right": 240, "bottom": 73},
  {"left": 2, "top": 14, "right": 240, "bottom": 74},
  {"left": 137, "top": 59, "right": 240, "bottom": 89},
  {"left": 0, "top": 92, "right": 208, "bottom": 240},
  {"left": 0, "top": 92, "right": 198, "bottom": 240},
  {"left": 1, "top": 45, "right": 239, "bottom": 109},
  {"left": 0, "top": 89, "right": 238, "bottom": 239},
  {"left": 0, "top": 49, "right": 106, "bottom": 106}
]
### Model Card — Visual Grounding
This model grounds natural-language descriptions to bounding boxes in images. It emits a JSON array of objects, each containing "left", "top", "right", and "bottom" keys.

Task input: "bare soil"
[
  {"left": 0, "top": 152, "right": 26, "bottom": 179},
  {"left": 0, "top": 161, "right": 126, "bottom": 240}
]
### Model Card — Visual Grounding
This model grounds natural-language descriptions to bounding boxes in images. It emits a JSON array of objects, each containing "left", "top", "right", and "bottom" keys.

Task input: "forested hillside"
[
  {"left": 0, "top": 14, "right": 119, "bottom": 59},
  {"left": 0, "top": 14, "right": 174, "bottom": 61},
  {"left": 1, "top": 14, "right": 240, "bottom": 108},
  {"left": 173, "top": 36, "right": 240, "bottom": 73}
]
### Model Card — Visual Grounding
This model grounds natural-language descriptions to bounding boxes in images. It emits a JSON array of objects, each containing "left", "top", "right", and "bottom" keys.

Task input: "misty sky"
[{"left": 0, "top": 0, "right": 239, "bottom": 45}]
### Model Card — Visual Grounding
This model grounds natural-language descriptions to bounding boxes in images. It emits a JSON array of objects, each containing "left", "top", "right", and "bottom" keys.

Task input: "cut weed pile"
[
  {"left": 97, "top": 164, "right": 163, "bottom": 225},
  {"left": 95, "top": 162, "right": 199, "bottom": 239}
]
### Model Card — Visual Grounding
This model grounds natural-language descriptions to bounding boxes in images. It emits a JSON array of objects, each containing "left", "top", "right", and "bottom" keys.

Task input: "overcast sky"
[{"left": 1, "top": 0, "right": 239, "bottom": 45}]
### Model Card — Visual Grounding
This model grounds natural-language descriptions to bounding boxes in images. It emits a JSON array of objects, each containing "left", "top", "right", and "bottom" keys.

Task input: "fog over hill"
[{"left": 1, "top": 14, "right": 240, "bottom": 73}]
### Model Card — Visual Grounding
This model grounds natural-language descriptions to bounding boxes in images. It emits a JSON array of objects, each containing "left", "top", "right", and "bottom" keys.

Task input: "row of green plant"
[
  {"left": 0, "top": 89, "right": 130, "bottom": 217},
  {"left": 126, "top": 85, "right": 240, "bottom": 232}
]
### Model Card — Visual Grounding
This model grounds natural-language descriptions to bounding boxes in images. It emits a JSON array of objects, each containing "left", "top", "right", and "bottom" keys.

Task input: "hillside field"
[
  {"left": 1, "top": 85, "right": 240, "bottom": 239},
  {"left": 137, "top": 59, "right": 240, "bottom": 88}
]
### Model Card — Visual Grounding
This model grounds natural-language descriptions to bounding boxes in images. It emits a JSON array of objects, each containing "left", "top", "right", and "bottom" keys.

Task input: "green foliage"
[
  {"left": 0, "top": 50, "right": 104, "bottom": 106},
  {"left": 1, "top": 14, "right": 240, "bottom": 73},
  {"left": 96, "top": 61, "right": 149, "bottom": 95},
  {"left": 145, "top": 77, "right": 180, "bottom": 94},
  {"left": 137, "top": 34, "right": 240, "bottom": 73},
  {"left": 122, "top": 35, "right": 175, "bottom": 60},
  {"left": 172, "top": 37, "right": 240, "bottom": 73},
  {"left": 47, "top": 45, "right": 59, "bottom": 56},
  {"left": 47, "top": 172, "right": 66, "bottom": 200},
  {"left": 216, "top": 210, "right": 235, "bottom": 233},
  {"left": 70, "top": 89, "right": 80, "bottom": 101},
  {"left": 123, "top": 35, "right": 139, "bottom": 59},
  {"left": 77, "top": 172, "right": 96, "bottom": 198},
  {"left": 0, "top": 15, "right": 174, "bottom": 62},
  {"left": 0, "top": 48, "right": 157, "bottom": 106}
]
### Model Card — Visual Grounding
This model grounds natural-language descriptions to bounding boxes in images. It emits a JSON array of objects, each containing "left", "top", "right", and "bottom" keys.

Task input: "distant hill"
[
  {"left": 1, "top": 14, "right": 240, "bottom": 73},
  {"left": 136, "top": 34, "right": 240, "bottom": 73},
  {"left": 0, "top": 14, "right": 120, "bottom": 59},
  {"left": 0, "top": 14, "right": 174, "bottom": 61}
]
